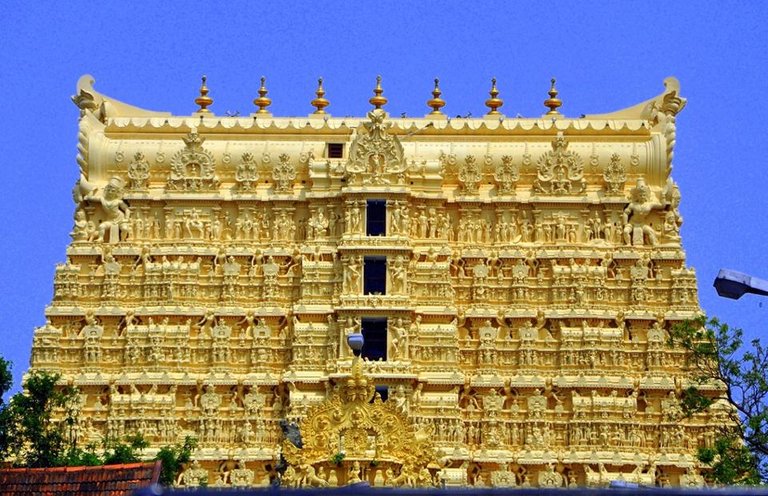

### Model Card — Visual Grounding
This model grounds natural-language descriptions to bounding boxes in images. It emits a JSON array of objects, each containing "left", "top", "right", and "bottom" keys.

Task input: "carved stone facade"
[{"left": 31, "top": 75, "right": 715, "bottom": 487}]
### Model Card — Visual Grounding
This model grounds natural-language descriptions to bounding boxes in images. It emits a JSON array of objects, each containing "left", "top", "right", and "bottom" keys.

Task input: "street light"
[{"left": 713, "top": 269, "right": 768, "bottom": 300}]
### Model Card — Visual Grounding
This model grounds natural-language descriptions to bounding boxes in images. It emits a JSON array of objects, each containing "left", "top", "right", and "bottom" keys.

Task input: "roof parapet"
[{"left": 74, "top": 74, "right": 685, "bottom": 126}]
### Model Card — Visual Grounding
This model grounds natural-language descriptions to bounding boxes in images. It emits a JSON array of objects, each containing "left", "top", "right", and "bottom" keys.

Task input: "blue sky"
[{"left": 1, "top": 2, "right": 767, "bottom": 393}]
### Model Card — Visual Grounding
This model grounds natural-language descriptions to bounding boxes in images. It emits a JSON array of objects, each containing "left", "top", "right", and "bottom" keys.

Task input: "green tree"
[
  {"left": 671, "top": 316, "right": 767, "bottom": 484},
  {"left": 102, "top": 433, "right": 149, "bottom": 465},
  {"left": 0, "top": 357, "right": 11, "bottom": 403},
  {"left": 61, "top": 433, "right": 149, "bottom": 467},
  {"left": 154, "top": 436, "right": 197, "bottom": 486},
  {"left": 0, "top": 357, "right": 183, "bottom": 475},
  {"left": 0, "top": 357, "right": 14, "bottom": 461},
  {"left": 4, "top": 370, "right": 79, "bottom": 467}
]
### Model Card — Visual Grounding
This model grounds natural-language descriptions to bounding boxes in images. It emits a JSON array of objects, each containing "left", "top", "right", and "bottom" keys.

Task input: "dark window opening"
[
  {"left": 361, "top": 317, "right": 387, "bottom": 362},
  {"left": 327, "top": 143, "right": 344, "bottom": 158},
  {"left": 374, "top": 385, "right": 389, "bottom": 402},
  {"left": 366, "top": 199, "right": 386, "bottom": 236},
  {"left": 364, "top": 256, "right": 387, "bottom": 295}
]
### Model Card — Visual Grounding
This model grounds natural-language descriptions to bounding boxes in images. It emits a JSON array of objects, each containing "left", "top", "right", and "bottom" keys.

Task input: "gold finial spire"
[
  {"left": 484, "top": 77, "right": 504, "bottom": 115},
  {"left": 253, "top": 76, "right": 272, "bottom": 114},
  {"left": 427, "top": 78, "right": 446, "bottom": 115},
  {"left": 544, "top": 78, "right": 562, "bottom": 115},
  {"left": 369, "top": 75, "right": 388, "bottom": 109},
  {"left": 194, "top": 75, "right": 213, "bottom": 114},
  {"left": 311, "top": 77, "right": 330, "bottom": 114}
]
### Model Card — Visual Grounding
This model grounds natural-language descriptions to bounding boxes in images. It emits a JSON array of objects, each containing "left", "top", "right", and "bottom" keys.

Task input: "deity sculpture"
[
  {"left": 390, "top": 255, "right": 407, "bottom": 294},
  {"left": 390, "top": 317, "right": 408, "bottom": 360},
  {"left": 623, "top": 178, "right": 664, "bottom": 246},
  {"left": 344, "top": 256, "right": 361, "bottom": 293},
  {"left": 82, "top": 176, "right": 131, "bottom": 243}
]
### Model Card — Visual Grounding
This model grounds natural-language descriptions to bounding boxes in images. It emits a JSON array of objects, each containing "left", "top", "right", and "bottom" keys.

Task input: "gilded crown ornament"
[
  {"left": 544, "top": 78, "right": 562, "bottom": 115},
  {"left": 194, "top": 75, "right": 213, "bottom": 114},
  {"left": 253, "top": 76, "right": 272, "bottom": 114},
  {"left": 426, "top": 78, "right": 446, "bottom": 115},
  {"left": 369, "top": 75, "right": 388, "bottom": 109},
  {"left": 311, "top": 78, "right": 330, "bottom": 114},
  {"left": 484, "top": 77, "right": 504, "bottom": 115}
]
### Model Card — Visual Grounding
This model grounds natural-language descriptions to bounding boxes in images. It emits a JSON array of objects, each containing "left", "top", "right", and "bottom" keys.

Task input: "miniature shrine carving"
[
  {"left": 167, "top": 132, "right": 220, "bottom": 191},
  {"left": 494, "top": 155, "right": 519, "bottom": 195},
  {"left": 346, "top": 109, "right": 406, "bottom": 185},
  {"left": 28, "top": 74, "right": 717, "bottom": 488},
  {"left": 534, "top": 133, "right": 586, "bottom": 195},
  {"left": 127, "top": 152, "right": 151, "bottom": 190},
  {"left": 235, "top": 152, "right": 259, "bottom": 191},
  {"left": 272, "top": 153, "right": 296, "bottom": 193},
  {"left": 458, "top": 155, "right": 481, "bottom": 195}
]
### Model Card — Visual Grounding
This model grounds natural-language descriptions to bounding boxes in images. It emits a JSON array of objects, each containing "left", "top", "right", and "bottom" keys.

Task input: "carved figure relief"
[
  {"left": 438, "top": 151, "right": 457, "bottom": 178},
  {"left": 458, "top": 155, "right": 481, "bottom": 195},
  {"left": 623, "top": 177, "right": 663, "bottom": 246},
  {"left": 603, "top": 153, "right": 626, "bottom": 195},
  {"left": 235, "top": 152, "right": 259, "bottom": 191},
  {"left": 84, "top": 176, "right": 131, "bottom": 243},
  {"left": 534, "top": 133, "right": 586, "bottom": 195},
  {"left": 272, "top": 153, "right": 296, "bottom": 193},
  {"left": 494, "top": 155, "right": 519, "bottom": 195},
  {"left": 127, "top": 151, "right": 151, "bottom": 190},
  {"left": 346, "top": 109, "right": 406, "bottom": 185},
  {"left": 167, "top": 132, "right": 220, "bottom": 191}
]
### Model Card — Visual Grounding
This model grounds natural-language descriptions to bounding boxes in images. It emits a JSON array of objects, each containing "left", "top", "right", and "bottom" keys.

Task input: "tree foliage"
[
  {"left": 670, "top": 316, "right": 767, "bottom": 484},
  {"left": 0, "top": 356, "right": 12, "bottom": 404},
  {"left": 0, "top": 357, "right": 14, "bottom": 461},
  {"left": 0, "top": 363, "right": 151, "bottom": 470},
  {"left": 0, "top": 357, "right": 202, "bottom": 487},
  {"left": 154, "top": 436, "right": 197, "bottom": 486},
  {"left": 2, "top": 370, "right": 79, "bottom": 467}
]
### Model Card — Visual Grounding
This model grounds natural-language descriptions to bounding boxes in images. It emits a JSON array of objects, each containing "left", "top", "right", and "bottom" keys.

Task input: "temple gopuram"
[{"left": 28, "top": 74, "right": 720, "bottom": 488}]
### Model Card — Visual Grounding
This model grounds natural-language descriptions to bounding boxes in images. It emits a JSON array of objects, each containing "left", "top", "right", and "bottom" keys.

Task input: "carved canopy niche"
[
  {"left": 283, "top": 358, "right": 436, "bottom": 475},
  {"left": 345, "top": 109, "right": 407, "bottom": 186},
  {"left": 167, "top": 132, "right": 220, "bottom": 192}
]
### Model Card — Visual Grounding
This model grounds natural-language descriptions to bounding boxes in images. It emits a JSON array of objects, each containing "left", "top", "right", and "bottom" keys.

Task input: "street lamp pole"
[{"left": 713, "top": 269, "right": 768, "bottom": 300}]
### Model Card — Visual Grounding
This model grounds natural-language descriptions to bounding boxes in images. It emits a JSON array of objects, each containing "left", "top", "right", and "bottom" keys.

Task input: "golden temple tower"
[{"left": 30, "top": 74, "right": 715, "bottom": 488}]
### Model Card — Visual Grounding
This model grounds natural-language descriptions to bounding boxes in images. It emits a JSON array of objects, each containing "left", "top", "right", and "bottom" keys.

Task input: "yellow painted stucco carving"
[{"left": 29, "top": 75, "right": 715, "bottom": 487}]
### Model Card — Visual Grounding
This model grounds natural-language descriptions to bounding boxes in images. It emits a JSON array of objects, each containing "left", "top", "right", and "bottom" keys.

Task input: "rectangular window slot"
[
  {"left": 327, "top": 143, "right": 344, "bottom": 158},
  {"left": 363, "top": 256, "right": 387, "bottom": 295},
  {"left": 366, "top": 199, "right": 386, "bottom": 236},
  {"left": 361, "top": 317, "right": 388, "bottom": 362},
  {"left": 375, "top": 385, "right": 389, "bottom": 402}
]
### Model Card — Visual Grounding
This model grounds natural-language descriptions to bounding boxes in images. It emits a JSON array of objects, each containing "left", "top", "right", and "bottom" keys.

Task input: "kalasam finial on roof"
[
  {"left": 484, "top": 77, "right": 504, "bottom": 116},
  {"left": 369, "top": 75, "right": 388, "bottom": 110},
  {"left": 253, "top": 76, "right": 272, "bottom": 115},
  {"left": 427, "top": 78, "right": 446, "bottom": 116},
  {"left": 311, "top": 78, "right": 330, "bottom": 114},
  {"left": 544, "top": 77, "right": 563, "bottom": 115},
  {"left": 194, "top": 75, "right": 213, "bottom": 114}
]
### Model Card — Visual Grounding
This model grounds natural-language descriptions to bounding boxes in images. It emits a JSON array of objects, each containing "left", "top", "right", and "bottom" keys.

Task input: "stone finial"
[
  {"left": 311, "top": 78, "right": 330, "bottom": 114},
  {"left": 253, "top": 77, "right": 272, "bottom": 114},
  {"left": 484, "top": 78, "right": 504, "bottom": 115},
  {"left": 369, "top": 75, "right": 388, "bottom": 109},
  {"left": 427, "top": 78, "right": 446, "bottom": 115},
  {"left": 194, "top": 75, "right": 213, "bottom": 114},
  {"left": 544, "top": 78, "right": 562, "bottom": 115}
]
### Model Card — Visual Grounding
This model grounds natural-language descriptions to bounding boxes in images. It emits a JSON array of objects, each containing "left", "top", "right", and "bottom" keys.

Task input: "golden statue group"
[{"left": 28, "top": 73, "right": 718, "bottom": 487}]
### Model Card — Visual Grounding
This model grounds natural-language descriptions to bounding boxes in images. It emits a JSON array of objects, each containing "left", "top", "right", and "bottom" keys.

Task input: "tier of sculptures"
[{"left": 70, "top": 145, "right": 683, "bottom": 249}]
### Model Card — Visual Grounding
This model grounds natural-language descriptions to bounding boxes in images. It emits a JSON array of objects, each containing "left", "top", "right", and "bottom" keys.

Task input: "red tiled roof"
[{"left": 0, "top": 461, "right": 161, "bottom": 495}]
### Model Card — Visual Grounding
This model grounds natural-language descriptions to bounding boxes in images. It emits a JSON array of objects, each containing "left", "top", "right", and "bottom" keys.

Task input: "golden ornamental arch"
[{"left": 282, "top": 357, "right": 437, "bottom": 487}]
